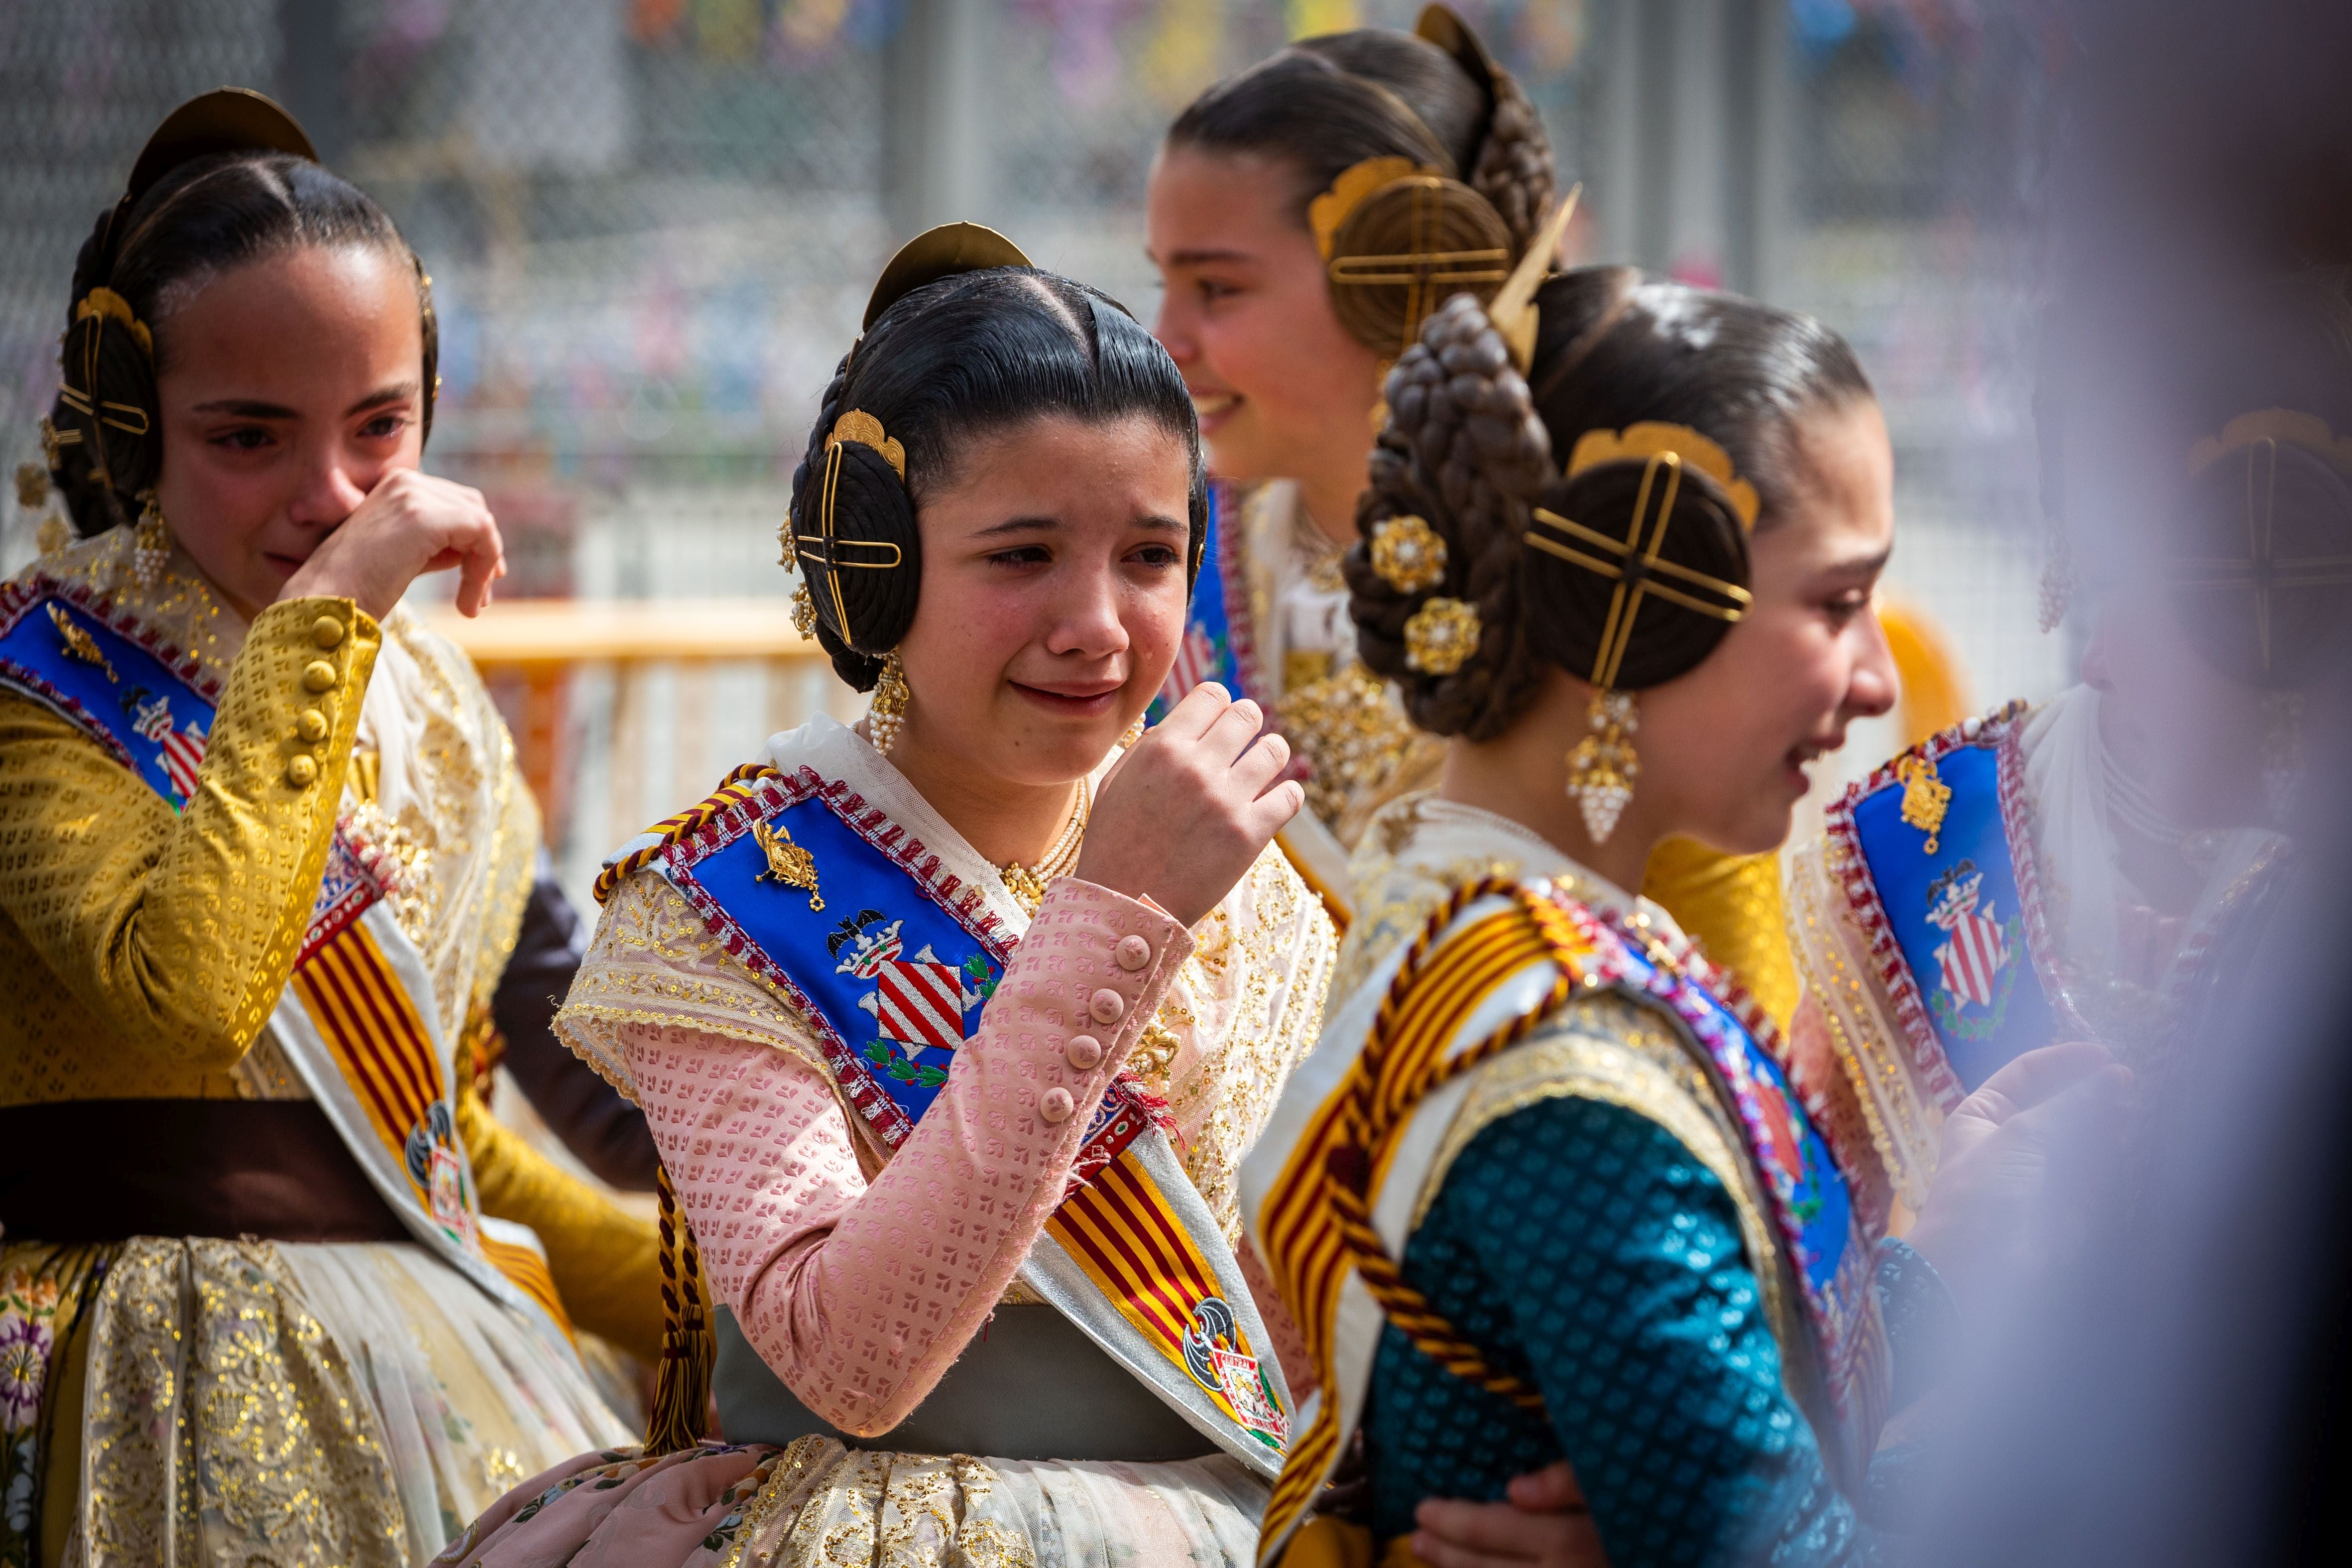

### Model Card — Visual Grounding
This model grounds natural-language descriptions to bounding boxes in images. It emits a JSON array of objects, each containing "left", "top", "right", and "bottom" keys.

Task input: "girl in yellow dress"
[{"left": 0, "top": 92, "right": 656, "bottom": 1567}]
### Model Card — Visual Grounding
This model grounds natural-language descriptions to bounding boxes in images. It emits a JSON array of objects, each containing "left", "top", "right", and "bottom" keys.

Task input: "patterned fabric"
[
  {"left": 1362, "top": 1095, "right": 1911, "bottom": 1567},
  {"left": 609, "top": 874, "right": 1193, "bottom": 1438},
  {"left": 432, "top": 1435, "right": 1267, "bottom": 1567},
  {"left": 0, "top": 533, "right": 379, "bottom": 1101},
  {"left": 0, "top": 1243, "right": 108, "bottom": 1568}
]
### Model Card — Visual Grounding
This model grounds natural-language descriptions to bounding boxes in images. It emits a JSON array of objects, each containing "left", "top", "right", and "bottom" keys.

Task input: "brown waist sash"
[{"left": 0, "top": 1098, "right": 408, "bottom": 1243}]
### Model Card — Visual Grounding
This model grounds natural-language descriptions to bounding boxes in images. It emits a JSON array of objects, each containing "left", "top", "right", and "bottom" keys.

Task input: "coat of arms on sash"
[
  {"left": 827, "top": 909, "right": 992, "bottom": 1089},
  {"left": 1923, "top": 858, "right": 2021, "bottom": 1035},
  {"left": 1181, "top": 1294, "right": 1284, "bottom": 1441},
  {"left": 1829, "top": 703, "right": 2072, "bottom": 1101}
]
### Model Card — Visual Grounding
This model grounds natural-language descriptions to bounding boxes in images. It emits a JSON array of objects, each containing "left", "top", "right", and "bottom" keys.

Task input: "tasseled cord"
[{"left": 645, "top": 1160, "right": 716, "bottom": 1454}]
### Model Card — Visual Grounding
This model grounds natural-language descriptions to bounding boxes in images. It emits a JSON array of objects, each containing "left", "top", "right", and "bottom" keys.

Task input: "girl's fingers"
[{"left": 1234, "top": 728, "right": 1290, "bottom": 794}]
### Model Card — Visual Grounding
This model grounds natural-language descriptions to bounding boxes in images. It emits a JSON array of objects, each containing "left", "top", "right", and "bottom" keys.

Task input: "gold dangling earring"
[
  {"left": 1120, "top": 715, "right": 1145, "bottom": 749},
  {"left": 789, "top": 584, "right": 818, "bottom": 638},
  {"left": 131, "top": 489, "right": 170, "bottom": 587},
  {"left": 868, "top": 648, "right": 909, "bottom": 756},
  {"left": 1566, "top": 689, "right": 1640, "bottom": 844}
]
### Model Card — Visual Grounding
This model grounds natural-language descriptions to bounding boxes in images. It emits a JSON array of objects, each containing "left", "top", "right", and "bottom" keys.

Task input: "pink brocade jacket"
[{"left": 556, "top": 715, "right": 1336, "bottom": 1439}]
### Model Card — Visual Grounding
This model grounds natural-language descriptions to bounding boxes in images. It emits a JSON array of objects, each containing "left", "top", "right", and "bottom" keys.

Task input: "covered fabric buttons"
[
  {"left": 295, "top": 708, "right": 329, "bottom": 742},
  {"left": 286, "top": 754, "right": 318, "bottom": 787},
  {"left": 311, "top": 615, "right": 347, "bottom": 649},
  {"left": 1088, "top": 988, "right": 1126, "bottom": 1025},
  {"left": 1114, "top": 934, "right": 1152, "bottom": 971},
  {"left": 1065, "top": 1034, "right": 1104, "bottom": 1070},
  {"left": 1038, "top": 1086, "right": 1075, "bottom": 1123},
  {"left": 302, "top": 659, "right": 339, "bottom": 693}
]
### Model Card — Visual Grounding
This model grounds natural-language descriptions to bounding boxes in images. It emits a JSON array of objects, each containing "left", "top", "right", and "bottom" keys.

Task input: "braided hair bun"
[
  {"left": 2176, "top": 421, "right": 2352, "bottom": 688},
  {"left": 783, "top": 259, "right": 1208, "bottom": 693},
  {"left": 1352, "top": 268, "right": 1874, "bottom": 740}
]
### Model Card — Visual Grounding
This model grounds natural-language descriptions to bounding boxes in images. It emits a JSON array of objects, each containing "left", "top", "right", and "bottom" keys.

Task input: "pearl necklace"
[{"left": 1000, "top": 779, "right": 1090, "bottom": 916}]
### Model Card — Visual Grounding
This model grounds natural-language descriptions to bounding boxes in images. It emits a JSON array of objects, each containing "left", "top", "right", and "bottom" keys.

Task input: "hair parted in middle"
[
  {"left": 785, "top": 257, "right": 1208, "bottom": 694},
  {"left": 1166, "top": 4, "right": 1556, "bottom": 359},
  {"left": 1348, "top": 267, "right": 1875, "bottom": 741}
]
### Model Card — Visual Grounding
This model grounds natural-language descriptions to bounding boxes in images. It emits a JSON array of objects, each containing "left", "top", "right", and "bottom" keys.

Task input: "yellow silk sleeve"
[
  {"left": 0, "top": 596, "right": 377, "bottom": 1082},
  {"left": 456, "top": 1075, "right": 664, "bottom": 1364}
]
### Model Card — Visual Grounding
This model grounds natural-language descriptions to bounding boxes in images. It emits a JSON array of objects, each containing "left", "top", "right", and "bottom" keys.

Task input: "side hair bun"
[{"left": 1348, "top": 292, "right": 1554, "bottom": 739}]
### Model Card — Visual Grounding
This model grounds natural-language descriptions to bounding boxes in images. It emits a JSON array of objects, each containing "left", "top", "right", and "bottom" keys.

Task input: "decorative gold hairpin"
[
  {"left": 795, "top": 408, "right": 908, "bottom": 636},
  {"left": 1482, "top": 183, "right": 1579, "bottom": 374}
]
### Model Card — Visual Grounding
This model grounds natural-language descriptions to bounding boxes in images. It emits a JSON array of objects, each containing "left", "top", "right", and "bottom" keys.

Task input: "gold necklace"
[{"left": 1000, "top": 779, "right": 1089, "bottom": 916}]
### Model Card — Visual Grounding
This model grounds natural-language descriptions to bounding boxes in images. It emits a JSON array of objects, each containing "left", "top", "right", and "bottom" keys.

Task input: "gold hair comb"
[
  {"left": 1482, "top": 183, "right": 1579, "bottom": 375},
  {"left": 824, "top": 409, "right": 906, "bottom": 480},
  {"left": 2187, "top": 408, "right": 2352, "bottom": 477},
  {"left": 1308, "top": 157, "right": 1436, "bottom": 260},
  {"left": 1566, "top": 422, "right": 1759, "bottom": 529}
]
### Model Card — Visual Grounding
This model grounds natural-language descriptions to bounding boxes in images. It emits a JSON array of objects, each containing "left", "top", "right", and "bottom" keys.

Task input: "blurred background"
[{"left": 0, "top": 0, "right": 2070, "bottom": 907}]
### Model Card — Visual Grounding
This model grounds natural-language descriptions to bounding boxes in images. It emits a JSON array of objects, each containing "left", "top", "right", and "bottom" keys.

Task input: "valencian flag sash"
[
  {"left": 1251, "top": 882, "right": 1887, "bottom": 1561},
  {"left": 1148, "top": 480, "right": 1254, "bottom": 722},
  {"left": 628, "top": 762, "right": 1293, "bottom": 1475},
  {"left": 1826, "top": 701, "right": 2071, "bottom": 1106},
  {"left": 0, "top": 578, "right": 573, "bottom": 1340}
]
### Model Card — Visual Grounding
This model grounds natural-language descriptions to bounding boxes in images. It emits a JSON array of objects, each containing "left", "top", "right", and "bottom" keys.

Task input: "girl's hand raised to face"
[
  {"left": 1074, "top": 683, "right": 1302, "bottom": 927},
  {"left": 279, "top": 468, "right": 507, "bottom": 620}
]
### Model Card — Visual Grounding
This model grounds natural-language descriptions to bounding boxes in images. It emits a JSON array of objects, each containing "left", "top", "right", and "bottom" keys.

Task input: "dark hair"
[
  {"left": 787, "top": 267, "right": 1206, "bottom": 692},
  {"left": 1166, "top": 24, "right": 1556, "bottom": 354},
  {"left": 49, "top": 151, "right": 437, "bottom": 537},
  {"left": 1350, "top": 268, "right": 1875, "bottom": 740}
]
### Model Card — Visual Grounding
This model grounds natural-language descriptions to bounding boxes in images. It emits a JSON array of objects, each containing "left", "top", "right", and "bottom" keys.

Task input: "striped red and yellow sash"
[
  {"left": 1257, "top": 890, "right": 1588, "bottom": 1560},
  {"left": 289, "top": 917, "right": 575, "bottom": 1339},
  {"left": 1049, "top": 1148, "right": 1286, "bottom": 1447}
]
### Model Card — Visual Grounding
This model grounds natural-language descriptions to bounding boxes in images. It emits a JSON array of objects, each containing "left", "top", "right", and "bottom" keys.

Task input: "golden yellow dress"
[{"left": 0, "top": 527, "right": 658, "bottom": 1567}]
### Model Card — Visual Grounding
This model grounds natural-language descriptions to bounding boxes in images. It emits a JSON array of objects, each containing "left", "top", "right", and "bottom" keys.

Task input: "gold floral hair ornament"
[
  {"left": 2187, "top": 407, "right": 2352, "bottom": 477},
  {"left": 1370, "top": 513, "right": 1447, "bottom": 593},
  {"left": 1481, "top": 183, "right": 1579, "bottom": 374},
  {"left": 1566, "top": 421, "right": 1760, "bottom": 528},
  {"left": 1310, "top": 157, "right": 1435, "bottom": 260},
  {"left": 824, "top": 408, "right": 906, "bottom": 479},
  {"left": 1403, "top": 596, "right": 1481, "bottom": 673}
]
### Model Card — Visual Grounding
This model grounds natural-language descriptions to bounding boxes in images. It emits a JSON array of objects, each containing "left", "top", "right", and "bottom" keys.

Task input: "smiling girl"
[
  {"left": 0, "top": 93, "right": 658, "bottom": 1566},
  {"left": 1148, "top": 6, "right": 1805, "bottom": 1039},
  {"left": 1242, "top": 270, "right": 2126, "bottom": 1566}
]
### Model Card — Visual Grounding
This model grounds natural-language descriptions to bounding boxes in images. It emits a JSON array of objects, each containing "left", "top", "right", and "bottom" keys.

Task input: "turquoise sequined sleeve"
[{"left": 1362, "top": 1094, "right": 1922, "bottom": 1565}]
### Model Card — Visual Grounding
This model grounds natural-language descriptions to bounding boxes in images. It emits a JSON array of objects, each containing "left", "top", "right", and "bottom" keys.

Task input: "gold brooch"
[
  {"left": 753, "top": 818, "right": 824, "bottom": 910},
  {"left": 47, "top": 603, "right": 116, "bottom": 681},
  {"left": 1370, "top": 513, "right": 1447, "bottom": 594},
  {"left": 1896, "top": 753, "right": 1952, "bottom": 854},
  {"left": 825, "top": 409, "right": 906, "bottom": 480},
  {"left": 1403, "top": 596, "right": 1481, "bottom": 674}
]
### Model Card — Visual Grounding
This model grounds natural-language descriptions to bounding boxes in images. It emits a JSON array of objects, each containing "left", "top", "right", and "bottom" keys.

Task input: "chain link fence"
[{"left": 0, "top": 0, "right": 2068, "bottom": 856}]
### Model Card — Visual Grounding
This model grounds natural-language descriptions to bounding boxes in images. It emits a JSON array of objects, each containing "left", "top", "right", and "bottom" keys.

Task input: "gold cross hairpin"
[
  {"left": 2173, "top": 435, "right": 2352, "bottom": 674},
  {"left": 1525, "top": 451, "right": 1753, "bottom": 689},
  {"left": 1324, "top": 178, "right": 1512, "bottom": 357},
  {"left": 795, "top": 436, "right": 907, "bottom": 633}
]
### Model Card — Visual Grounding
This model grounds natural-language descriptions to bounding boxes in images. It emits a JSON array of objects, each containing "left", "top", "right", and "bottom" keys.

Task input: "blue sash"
[
  {"left": 1829, "top": 704, "right": 2062, "bottom": 1099},
  {"left": 1148, "top": 482, "right": 1252, "bottom": 723},
  {"left": 657, "top": 767, "right": 1150, "bottom": 1162},
  {"left": 0, "top": 586, "right": 215, "bottom": 808},
  {"left": 1591, "top": 904, "right": 1883, "bottom": 1482}
]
